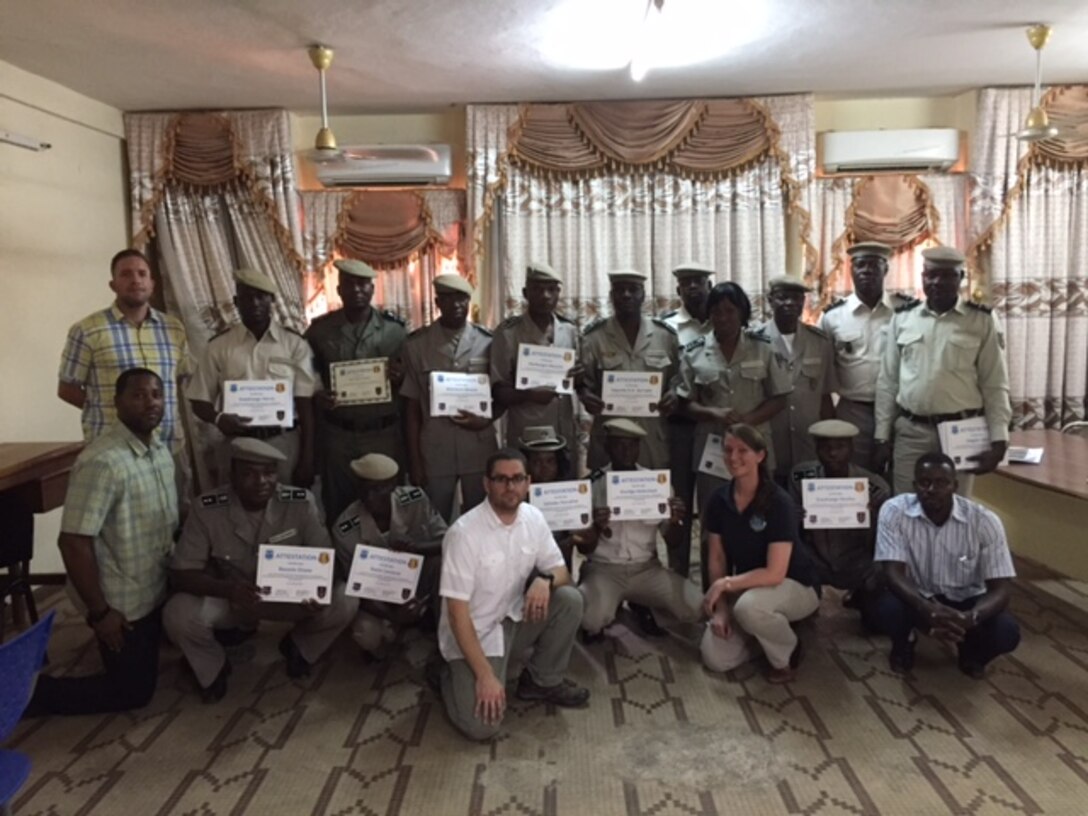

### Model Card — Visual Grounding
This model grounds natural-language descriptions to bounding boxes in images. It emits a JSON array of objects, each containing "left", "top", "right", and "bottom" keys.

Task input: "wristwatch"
[
  {"left": 537, "top": 572, "right": 556, "bottom": 587},
  {"left": 86, "top": 605, "right": 111, "bottom": 626}
]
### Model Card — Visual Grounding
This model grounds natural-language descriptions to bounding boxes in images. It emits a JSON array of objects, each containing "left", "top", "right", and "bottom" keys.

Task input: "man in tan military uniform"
[
  {"left": 401, "top": 274, "right": 498, "bottom": 521},
  {"left": 758, "top": 275, "right": 836, "bottom": 484},
  {"left": 820, "top": 242, "right": 918, "bottom": 468},
  {"left": 580, "top": 270, "right": 679, "bottom": 471},
  {"left": 163, "top": 438, "right": 357, "bottom": 701},
  {"left": 331, "top": 453, "right": 446, "bottom": 660},
  {"left": 305, "top": 259, "right": 408, "bottom": 524},
  {"left": 490, "top": 261, "right": 580, "bottom": 462},
  {"left": 188, "top": 268, "right": 317, "bottom": 489},
  {"left": 875, "top": 247, "right": 1011, "bottom": 495}
]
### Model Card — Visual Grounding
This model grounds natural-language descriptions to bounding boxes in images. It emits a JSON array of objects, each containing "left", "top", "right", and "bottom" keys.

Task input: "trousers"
[
  {"left": 424, "top": 473, "right": 486, "bottom": 523},
  {"left": 317, "top": 416, "right": 405, "bottom": 525},
  {"left": 666, "top": 420, "right": 697, "bottom": 577},
  {"left": 836, "top": 398, "right": 876, "bottom": 469},
  {"left": 579, "top": 559, "right": 702, "bottom": 634}
]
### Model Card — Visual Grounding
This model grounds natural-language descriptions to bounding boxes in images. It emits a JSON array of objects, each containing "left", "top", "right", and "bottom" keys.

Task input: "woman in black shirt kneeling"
[{"left": 700, "top": 424, "right": 819, "bottom": 683}]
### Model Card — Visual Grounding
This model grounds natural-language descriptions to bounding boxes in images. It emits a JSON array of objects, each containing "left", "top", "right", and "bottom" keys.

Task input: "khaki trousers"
[
  {"left": 163, "top": 585, "right": 358, "bottom": 687},
  {"left": 579, "top": 559, "right": 702, "bottom": 634},
  {"left": 836, "top": 398, "right": 876, "bottom": 469},
  {"left": 700, "top": 579, "right": 819, "bottom": 671}
]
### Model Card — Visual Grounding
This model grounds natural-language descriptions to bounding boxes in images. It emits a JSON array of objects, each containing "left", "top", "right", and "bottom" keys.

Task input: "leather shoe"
[
  {"left": 201, "top": 660, "right": 231, "bottom": 703},
  {"left": 958, "top": 655, "right": 986, "bottom": 680},
  {"left": 279, "top": 635, "right": 312, "bottom": 678},
  {"left": 515, "top": 671, "right": 590, "bottom": 708},
  {"left": 628, "top": 603, "right": 666, "bottom": 637},
  {"left": 889, "top": 639, "right": 915, "bottom": 675}
]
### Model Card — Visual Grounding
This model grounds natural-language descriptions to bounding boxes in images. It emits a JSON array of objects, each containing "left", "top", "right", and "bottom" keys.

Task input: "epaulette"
[
  {"left": 683, "top": 336, "right": 706, "bottom": 354},
  {"left": 658, "top": 309, "right": 679, "bottom": 320},
  {"left": 337, "top": 515, "right": 360, "bottom": 534},
  {"left": 498, "top": 314, "right": 523, "bottom": 331},
  {"left": 744, "top": 327, "right": 772, "bottom": 343},
  {"left": 965, "top": 301, "right": 993, "bottom": 314},
  {"left": 895, "top": 299, "right": 922, "bottom": 313},
  {"left": 803, "top": 323, "right": 829, "bottom": 340},
  {"left": 407, "top": 325, "right": 427, "bottom": 339},
  {"left": 582, "top": 316, "right": 607, "bottom": 336},
  {"left": 285, "top": 327, "right": 306, "bottom": 339},
  {"left": 556, "top": 312, "right": 577, "bottom": 324},
  {"left": 652, "top": 316, "right": 678, "bottom": 334},
  {"left": 822, "top": 298, "right": 846, "bottom": 314},
  {"left": 207, "top": 327, "right": 232, "bottom": 342},
  {"left": 396, "top": 486, "right": 425, "bottom": 506},
  {"left": 199, "top": 491, "right": 230, "bottom": 508},
  {"left": 381, "top": 309, "right": 406, "bottom": 326},
  {"left": 588, "top": 468, "right": 607, "bottom": 482},
  {"left": 790, "top": 463, "right": 820, "bottom": 483},
  {"left": 277, "top": 488, "right": 309, "bottom": 502},
  {"left": 472, "top": 323, "right": 493, "bottom": 337}
]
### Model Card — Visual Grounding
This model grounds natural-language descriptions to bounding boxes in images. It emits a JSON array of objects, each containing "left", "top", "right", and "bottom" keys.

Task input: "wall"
[
  {"left": 814, "top": 91, "right": 978, "bottom": 132},
  {"left": 0, "top": 59, "right": 129, "bottom": 573}
]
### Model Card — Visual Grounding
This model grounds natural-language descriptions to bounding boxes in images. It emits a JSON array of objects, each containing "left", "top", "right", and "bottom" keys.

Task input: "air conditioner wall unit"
[
  {"left": 314, "top": 143, "right": 453, "bottom": 187},
  {"left": 819, "top": 129, "right": 961, "bottom": 174}
]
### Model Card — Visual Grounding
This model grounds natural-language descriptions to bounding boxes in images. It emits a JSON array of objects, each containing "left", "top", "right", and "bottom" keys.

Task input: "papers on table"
[
  {"left": 223, "top": 380, "right": 294, "bottom": 427},
  {"left": 601, "top": 371, "right": 663, "bottom": 418},
  {"left": 698, "top": 433, "right": 730, "bottom": 479},
  {"left": 605, "top": 469, "right": 671, "bottom": 521},
  {"left": 429, "top": 371, "right": 492, "bottom": 418},
  {"left": 256, "top": 544, "right": 335, "bottom": 604},
  {"left": 529, "top": 480, "right": 592, "bottom": 531},
  {"left": 329, "top": 358, "right": 391, "bottom": 406},
  {"left": 938, "top": 417, "right": 1010, "bottom": 470},
  {"left": 1007, "top": 446, "right": 1044, "bottom": 465},
  {"left": 345, "top": 545, "right": 424, "bottom": 604},
  {"left": 515, "top": 343, "right": 575, "bottom": 394},
  {"left": 800, "top": 478, "right": 870, "bottom": 529}
]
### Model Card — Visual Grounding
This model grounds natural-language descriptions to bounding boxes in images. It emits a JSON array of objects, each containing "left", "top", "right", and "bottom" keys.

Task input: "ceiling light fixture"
[
  {"left": 1015, "top": 24, "right": 1059, "bottom": 143},
  {"left": 629, "top": 0, "right": 665, "bottom": 82},
  {"left": 308, "top": 44, "right": 342, "bottom": 163}
]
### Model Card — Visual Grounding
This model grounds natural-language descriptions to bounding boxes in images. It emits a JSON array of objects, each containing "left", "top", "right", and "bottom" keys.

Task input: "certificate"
[
  {"left": 601, "top": 371, "right": 662, "bottom": 417},
  {"left": 605, "top": 469, "right": 671, "bottom": 521},
  {"left": 938, "top": 417, "right": 1007, "bottom": 470},
  {"left": 529, "top": 480, "right": 592, "bottom": 531},
  {"left": 329, "top": 358, "right": 391, "bottom": 406},
  {"left": 256, "top": 544, "right": 335, "bottom": 604},
  {"left": 515, "top": 343, "right": 576, "bottom": 394},
  {"left": 429, "top": 371, "right": 492, "bottom": 418},
  {"left": 800, "top": 478, "right": 870, "bottom": 529},
  {"left": 698, "top": 433, "right": 730, "bottom": 479},
  {"left": 345, "top": 545, "right": 424, "bottom": 604},
  {"left": 223, "top": 379, "right": 294, "bottom": 427}
]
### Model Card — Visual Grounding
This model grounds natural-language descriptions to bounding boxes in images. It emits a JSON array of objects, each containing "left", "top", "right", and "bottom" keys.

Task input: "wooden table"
[
  {"left": 0, "top": 441, "right": 84, "bottom": 632},
  {"left": 995, "top": 429, "right": 1088, "bottom": 501}
]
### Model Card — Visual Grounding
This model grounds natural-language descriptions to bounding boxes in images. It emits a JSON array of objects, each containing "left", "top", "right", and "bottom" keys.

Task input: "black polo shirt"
[{"left": 703, "top": 481, "right": 817, "bottom": 588}]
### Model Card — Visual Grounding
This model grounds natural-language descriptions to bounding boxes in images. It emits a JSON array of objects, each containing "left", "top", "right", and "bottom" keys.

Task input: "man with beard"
[
  {"left": 188, "top": 268, "right": 317, "bottom": 488},
  {"left": 491, "top": 261, "right": 581, "bottom": 461},
  {"left": 759, "top": 275, "right": 836, "bottom": 484},
  {"left": 305, "top": 259, "right": 408, "bottom": 524},
  {"left": 164, "top": 438, "right": 357, "bottom": 702},
  {"left": 401, "top": 274, "right": 497, "bottom": 521},
  {"left": 27, "top": 368, "right": 177, "bottom": 716},
  {"left": 58, "top": 249, "right": 190, "bottom": 454},
  {"left": 820, "top": 242, "right": 916, "bottom": 468},
  {"left": 874, "top": 248, "right": 1011, "bottom": 495}
]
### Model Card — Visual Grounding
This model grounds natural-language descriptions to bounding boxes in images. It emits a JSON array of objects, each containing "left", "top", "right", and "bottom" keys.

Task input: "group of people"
[{"left": 26, "top": 241, "right": 1021, "bottom": 742}]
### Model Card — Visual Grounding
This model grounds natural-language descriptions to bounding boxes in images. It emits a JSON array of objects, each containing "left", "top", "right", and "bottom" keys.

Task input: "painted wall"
[
  {"left": 814, "top": 92, "right": 978, "bottom": 132},
  {"left": 0, "top": 59, "right": 129, "bottom": 573}
]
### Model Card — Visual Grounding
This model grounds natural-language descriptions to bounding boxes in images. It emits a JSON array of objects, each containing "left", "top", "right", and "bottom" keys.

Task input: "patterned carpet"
[{"left": 10, "top": 559, "right": 1088, "bottom": 816}]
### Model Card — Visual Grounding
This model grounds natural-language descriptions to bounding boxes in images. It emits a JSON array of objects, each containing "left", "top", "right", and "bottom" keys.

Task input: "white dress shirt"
[{"left": 818, "top": 292, "right": 896, "bottom": 401}]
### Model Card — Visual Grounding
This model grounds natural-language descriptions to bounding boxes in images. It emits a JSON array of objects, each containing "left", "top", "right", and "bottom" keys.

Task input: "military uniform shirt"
[
  {"left": 489, "top": 312, "right": 579, "bottom": 449},
  {"left": 171, "top": 484, "right": 330, "bottom": 580},
  {"left": 188, "top": 320, "right": 317, "bottom": 410},
  {"left": 331, "top": 486, "right": 448, "bottom": 575},
  {"left": 875, "top": 298, "right": 1011, "bottom": 441},
  {"left": 818, "top": 292, "right": 899, "bottom": 401},
  {"left": 660, "top": 306, "right": 707, "bottom": 347},
  {"left": 400, "top": 321, "right": 496, "bottom": 477}
]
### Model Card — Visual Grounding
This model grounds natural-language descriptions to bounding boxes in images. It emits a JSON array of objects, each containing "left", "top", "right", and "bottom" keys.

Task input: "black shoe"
[
  {"left": 889, "top": 639, "right": 915, "bottom": 675},
  {"left": 279, "top": 635, "right": 312, "bottom": 679},
  {"left": 580, "top": 628, "right": 605, "bottom": 645},
  {"left": 201, "top": 660, "right": 231, "bottom": 703},
  {"left": 214, "top": 627, "right": 257, "bottom": 647},
  {"left": 515, "top": 671, "right": 590, "bottom": 708},
  {"left": 629, "top": 603, "right": 666, "bottom": 637},
  {"left": 424, "top": 657, "right": 444, "bottom": 697},
  {"left": 958, "top": 655, "right": 987, "bottom": 680}
]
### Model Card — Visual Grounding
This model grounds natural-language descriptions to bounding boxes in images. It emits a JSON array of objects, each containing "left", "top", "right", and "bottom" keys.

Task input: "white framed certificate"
[
  {"left": 515, "top": 344, "right": 576, "bottom": 394},
  {"left": 429, "top": 371, "right": 492, "bottom": 417},
  {"left": 256, "top": 544, "right": 335, "bottom": 604},
  {"left": 800, "top": 478, "right": 869, "bottom": 529},
  {"left": 330, "top": 358, "right": 391, "bottom": 406},
  {"left": 937, "top": 417, "right": 1008, "bottom": 470},
  {"left": 605, "top": 469, "right": 671, "bottom": 521},
  {"left": 345, "top": 545, "right": 424, "bottom": 604},
  {"left": 223, "top": 380, "right": 294, "bottom": 427},
  {"left": 529, "top": 480, "right": 592, "bottom": 531},
  {"left": 698, "top": 433, "right": 730, "bottom": 479},
  {"left": 601, "top": 371, "right": 662, "bottom": 417}
]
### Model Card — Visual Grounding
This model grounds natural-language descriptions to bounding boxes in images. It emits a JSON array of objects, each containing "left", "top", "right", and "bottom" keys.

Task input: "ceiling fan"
[
  {"left": 307, "top": 44, "right": 343, "bottom": 163},
  {"left": 1011, "top": 24, "right": 1073, "bottom": 143}
]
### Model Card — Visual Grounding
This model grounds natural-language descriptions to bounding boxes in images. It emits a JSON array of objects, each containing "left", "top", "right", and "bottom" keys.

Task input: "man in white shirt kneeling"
[{"left": 437, "top": 448, "right": 590, "bottom": 740}]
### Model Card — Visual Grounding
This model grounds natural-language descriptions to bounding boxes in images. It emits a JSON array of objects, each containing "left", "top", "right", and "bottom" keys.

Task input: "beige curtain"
[
  {"left": 300, "top": 189, "right": 466, "bottom": 329},
  {"left": 970, "top": 86, "right": 1088, "bottom": 428}
]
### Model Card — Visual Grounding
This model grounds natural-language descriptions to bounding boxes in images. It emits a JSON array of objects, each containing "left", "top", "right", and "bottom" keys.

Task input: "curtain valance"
[
  {"left": 846, "top": 175, "right": 938, "bottom": 250},
  {"left": 335, "top": 190, "right": 459, "bottom": 268}
]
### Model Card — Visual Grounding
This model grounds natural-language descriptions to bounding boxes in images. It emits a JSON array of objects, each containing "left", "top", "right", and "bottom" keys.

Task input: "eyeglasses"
[{"left": 487, "top": 474, "right": 529, "bottom": 487}]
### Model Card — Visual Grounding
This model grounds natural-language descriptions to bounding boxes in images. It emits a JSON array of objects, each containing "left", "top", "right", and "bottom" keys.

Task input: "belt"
[
  {"left": 324, "top": 413, "right": 399, "bottom": 433},
  {"left": 899, "top": 407, "right": 983, "bottom": 426},
  {"left": 840, "top": 397, "right": 874, "bottom": 406},
  {"left": 237, "top": 425, "right": 297, "bottom": 440}
]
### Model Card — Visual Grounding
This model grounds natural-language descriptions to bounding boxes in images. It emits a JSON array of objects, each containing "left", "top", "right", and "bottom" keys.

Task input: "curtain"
[
  {"left": 970, "top": 86, "right": 1088, "bottom": 429},
  {"left": 299, "top": 189, "right": 466, "bottom": 329}
]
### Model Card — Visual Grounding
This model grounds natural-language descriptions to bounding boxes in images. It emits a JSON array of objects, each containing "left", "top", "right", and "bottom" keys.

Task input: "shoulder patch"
[
  {"left": 582, "top": 316, "right": 607, "bottom": 336},
  {"left": 822, "top": 298, "right": 846, "bottom": 314},
  {"left": 683, "top": 336, "right": 706, "bottom": 353},
  {"left": 407, "top": 325, "right": 427, "bottom": 339},
  {"left": 803, "top": 323, "right": 828, "bottom": 340},
  {"left": 381, "top": 309, "right": 406, "bottom": 326},
  {"left": 588, "top": 468, "right": 607, "bottom": 482},
  {"left": 744, "top": 327, "right": 772, "bottom": 343},
  {"left": 791, "top": 465, "right": 819, "bottom": 483},
  {"left": 199, "top": 492, "right": 230, "bottom": 508},
  {"left": 555, "top": 312, "right": 576, "bottom": 324},
  {"left": 472, "top": 323, "right": 493, "bottom": 337},
  {"left": 651, "top": 316, "right": 678, "bottom": 334},
  {"left": 895, "top": 300, "right": 922, "bottom": 313},
  {"left": 396, "top": 487, "right": 424, "bottom": 506},
  {"left": 498, "top": 314, "right": 523, "bottom": 331},
  {"left": 965, "top": 301, "right": 993, "bottom": 314},
  {"left": 337, "top": 516, "right": 360, "bottom": 534}
]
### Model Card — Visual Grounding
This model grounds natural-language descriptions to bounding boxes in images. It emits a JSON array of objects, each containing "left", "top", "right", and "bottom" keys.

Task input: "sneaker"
[
  {"left": 515, "top": 671, "right": 590, "bottom": 708},
  {"left": 889, "top": 639, "right": 915, "bottom": 675},
  {"left": 628, "top": 603, "right": 666, "bottom": 637},
  {"left": 279, "top": 635, "right": 312, "bottom": 679},
  {"left": 201, "top": 659, "right": 231, "bottom": 703}
]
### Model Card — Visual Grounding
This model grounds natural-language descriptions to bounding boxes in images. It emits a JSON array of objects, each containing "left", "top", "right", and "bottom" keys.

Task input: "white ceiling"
[{"left": 3, "top": 0, "right": 1088, "bottom": 113}]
